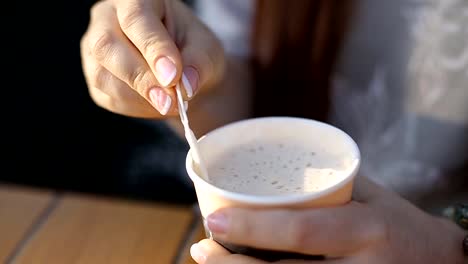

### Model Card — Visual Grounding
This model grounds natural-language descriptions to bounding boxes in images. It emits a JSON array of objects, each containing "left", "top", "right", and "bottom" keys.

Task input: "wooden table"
[{"left": 0, "top": 183, "right": 205, "bottom": 264}]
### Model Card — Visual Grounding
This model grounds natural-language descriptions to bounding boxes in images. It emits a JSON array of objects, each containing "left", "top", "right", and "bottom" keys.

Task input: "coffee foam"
[
  {"left": 196, "top": 117, "right": 359, "bottom": 196},
  {"left": 206, "top": 140, "right": 353, "bottom": 195}
]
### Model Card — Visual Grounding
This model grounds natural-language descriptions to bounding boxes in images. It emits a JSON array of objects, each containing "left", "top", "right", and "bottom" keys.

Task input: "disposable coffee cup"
[{"left": 186, "top": 117, "right": 360, "bottom": 261}]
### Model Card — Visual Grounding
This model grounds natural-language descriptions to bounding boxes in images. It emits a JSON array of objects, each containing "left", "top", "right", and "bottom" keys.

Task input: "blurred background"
[
  {"left": 3, "top": 0, "right": 196, "bottom": 205},
  {"left": 3, "top": 0, "right": 467, "bottom": 209}
]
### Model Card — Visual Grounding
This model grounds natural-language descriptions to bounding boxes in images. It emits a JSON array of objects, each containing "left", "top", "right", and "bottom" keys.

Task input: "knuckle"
[
  {"left": 287, "top": 214, "right": 312, "bottom": 251},
  {"left": 128, "top": 68, "right": 151, "bottom": 94},
  {"left": 139, "top": 33, "right": 164, "bottom": 59},
  {"left": 90, "top": 93, "right": 105, "bottom": 108},
  {"left": 89, "top": 87, "right": 115, "bottom": 110},
  {"left": 80, "top": 34, "right": 88, "bottom": 52},
  {"left": 119, "top": 2, "right": 145, "bottom": 31},
  {"left": 92, "top": 66, "right": 110, "bottom": 89},
  {"left": 90, "top": 0, "right": 108, "bottom": 23},
  {"left": 80, "top": 34, "right": 92, "bottom": 59},
  {"left": 90, "top": 30, "right": 115, "bottom": 62}
]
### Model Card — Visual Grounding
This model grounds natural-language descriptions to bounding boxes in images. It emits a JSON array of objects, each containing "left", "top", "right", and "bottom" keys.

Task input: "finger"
[
  {"left": 113, "top": 0, "right": 182, "bottom": 88},
  {"left": 206, "top": 203, "right": 386, "bottom": 256},
  {"left": 83, "top": 59, "right": 174, "bottom": 118},
  {"left": 192, "top": 239, "right": 265, "bottom": 264},
  {"left": 192, "top": 240, "right": 355, "bottom": 264},
  {"left": 88, "top": 80, "right": 180, "bottom": 117},
  {"left": 190, "top": 239, "right": 229, "bottom": 263},
  {"left": 86, "top": 68, "right": 154, "bottom": 118},
  {"left": 82, "top": 35, "right": 177, "bottom": 117},
  {"left": 172, "top": 0, "right": 225, "bottom": 98}
]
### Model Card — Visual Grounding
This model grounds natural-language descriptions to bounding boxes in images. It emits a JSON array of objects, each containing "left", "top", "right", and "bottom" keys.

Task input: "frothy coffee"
[{"left": 206, "top": 140, "right": 352, "bottom": 196}]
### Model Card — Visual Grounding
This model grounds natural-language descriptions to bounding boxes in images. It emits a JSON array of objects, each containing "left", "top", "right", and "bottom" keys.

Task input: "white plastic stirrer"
[{"left": 175, "top": 79, "right": 210, "bottom": 181}]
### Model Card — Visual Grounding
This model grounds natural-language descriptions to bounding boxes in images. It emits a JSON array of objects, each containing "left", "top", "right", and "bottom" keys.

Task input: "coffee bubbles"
[{"left": 207, "top": 140, "right": 349, "bottom": 196}]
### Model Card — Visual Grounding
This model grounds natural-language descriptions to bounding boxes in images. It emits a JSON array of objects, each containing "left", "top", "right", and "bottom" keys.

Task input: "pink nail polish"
[
  {"left": 155, "top": 57, "right": 177, "bottom": 86},
  {"left": 149, "top": 88, "right": 171, "bottom": 115},
  {"left": 182, "top": 67, "right": 199, "bottom": 97},
  {"left": 190, "top": 243, "right": 207, "bottom": 263},
  {"left": 207, "top": 212, "right": 228, "bottom": 234}
]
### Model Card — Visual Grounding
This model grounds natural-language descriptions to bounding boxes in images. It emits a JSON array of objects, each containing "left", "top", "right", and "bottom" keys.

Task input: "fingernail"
[
  {"left": 182, "top": 67, "right": 199, "bottom": 98},
  {"left": 207, "top": 212, "right": 228, "bottom": 234},
  {"left": 155, "top": 57, "right": 177, "bottom": 86},
  {"left": 190, "top": 243, "right": 207, "bottom": 263},
  {"left": 149, "top": 88, "right": 172, "bottom": 115}
]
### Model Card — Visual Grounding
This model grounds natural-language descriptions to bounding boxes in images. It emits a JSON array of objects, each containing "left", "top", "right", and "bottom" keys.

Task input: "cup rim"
[{"left": 185, "top": 116, "right": 361, "bottom": 206}]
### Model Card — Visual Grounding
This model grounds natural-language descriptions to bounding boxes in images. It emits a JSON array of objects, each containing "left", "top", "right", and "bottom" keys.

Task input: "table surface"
[{"left": 0, "top": 183, "right": 204, "bottom": 264}]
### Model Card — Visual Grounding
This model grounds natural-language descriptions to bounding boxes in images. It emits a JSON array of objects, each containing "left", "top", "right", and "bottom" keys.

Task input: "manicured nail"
[
  {"left": 207, "top": 212, "right": 228, "bottom": 234},
  {"left": 182, "top": 67, "right": 199, "bottom": 98},
  {"left": 190, "top": 243, "right": 207, "bottom": 263},
  {"left": 155, "top": 57, "right": 177, "bottom": 86},
  {"left": 149, "top": 88, "right": 171, "bottom": 115}
]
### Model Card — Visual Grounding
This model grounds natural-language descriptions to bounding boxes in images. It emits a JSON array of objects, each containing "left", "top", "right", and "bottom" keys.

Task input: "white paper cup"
[{"left": 186, "top": 117, "right": 360, "bottom": 261}]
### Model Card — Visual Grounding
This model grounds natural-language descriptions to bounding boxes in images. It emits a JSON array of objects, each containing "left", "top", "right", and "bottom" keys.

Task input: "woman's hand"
[
  {"left": 80, "top": 0, "right": 224, "bottom": 117},
  {"left": 190, "top": 177, "right": 466, "bottom": 263}
]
